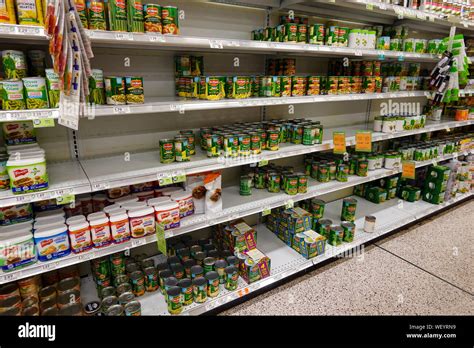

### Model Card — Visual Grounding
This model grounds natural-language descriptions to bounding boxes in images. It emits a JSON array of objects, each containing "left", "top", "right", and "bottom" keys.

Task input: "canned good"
[
  {"left": 318, "top": 219, "right": 332, "bottom": 238},
  {"left": 101, "top": 295, "right": 118, "bottom": 314},
  {"left": 91, "top": 257, "right": 110, "bottom": 280},
  {"left": 205, "top": 271, "right": 220, "bottom": 298},
  {"left": 116, "top": 282, "right": 131, "bottom": 295},
  {"left": 240, "top": 175, "right": 252, "bottom": 196},
  {"left": 160, "top": 139, "right": 175, "bottom": 164},
  {"left": 341, "top": 222, "right": 356, "bottom": 242},
  {"left": 83, "top": 301, "right": 101, "bottom": 316},
  {"left": 144, "top": 267, "right": 159, "bottom": 292},
  {"left": 130, "top": 270, "right": 145, "bottom": 297},
  {"left": 106, "top": 304, "right": 124, "bottom": 316},
  {"left": 336, "top": 164, "right": 349, "bottom": 182},
  {"left": 58, "top": 302, "right": 83, "bottom": 316},
  {"left": 38, "top": 286, "right": 57, "bottom": 302},
  {"left": 144, "top": 4, "right": 162, "bottom": 33},
  {"left": 341, "top": 198, "right": 357, "bottom": 222},
  {"left": 266, "top": 130, "right": 280, "bottom": 151},
  {"left": 311, "top": 199, "right": 325, "bottom": 219},
  {"left": 162, "top": 6, "right": 179, "bottom": 35},
  {"left": 297, "top": 173, "right": 308, "bottom": 194},
  {"left": 122, "top": 300, "right": 140, "bottom": 316},
  {"left": 57, "top": 289, "right": 80, "bottom": 309},
  {"left": 224, "top": 265, "right": 239, "bottom": 291},
  {"left": 192, "top": 277, "right": 207, "bottom": 303},
  {"left": 118, "top": 291, "right": 135, "bottom": 305},
  {"left": 267, "top": 171, "right": 281, "bottom": 193},
  {"left": 328, "top": 225, "right": 344, "bottom": 246},
  {"left": 190, "top": 265, "right": 204, "bottom": 279},
  {"left": 309, "top": 23, "right": 325, "bottom": 44},
  {"left": 101, "top": 286, "right": 116, "bottom": 299},
  {"left": 285, "top": 175, "right": 298, "bottom": 195},
  {"left": 177, "top": 278, "right": 193, "bottom": 306},
  {"left": 174, "top": 136, "right": 190, "bottom": 162},
  {"left": 171, "top": 263, "right": 185, "bottom": 280},
  {"left": 318, "top": 164, "right": 329, "bottom": 182}
]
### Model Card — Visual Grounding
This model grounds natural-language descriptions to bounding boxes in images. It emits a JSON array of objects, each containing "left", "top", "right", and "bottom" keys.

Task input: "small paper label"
[
  {"left": 157, "top": 173, "right": 173, "bottom": 186},
  {"left": 366, "top": 3, "right": 373, "bottom": 10},
  {"left": 355, "top": 131, "right": 372, "bottom": 152},
  {"left": 259, "top": 159, "right": 269, "bottom": 167},
  {"left": 33, "top": 118, "right": 55, "bottom": 128},
  {"left": 172, "top": 171, "right": 186, "bottom": 184},
  {"left": 333, "top": 132, "right": 346, "bottom": 154},
  {"left": 402, "top": 161, "right": 416, "bottom": 179},
  {"left": 56, "top": 194, "right": 75, "bottom": 205},
  {"left": 285, "top": 199, "right": 294, "bottom": 209},
  {"left": 261, "top": 208, "right": 271, "bottom": 216}
]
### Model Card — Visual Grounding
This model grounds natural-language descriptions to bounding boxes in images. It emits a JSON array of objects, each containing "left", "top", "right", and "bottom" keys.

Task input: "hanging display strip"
[
  {"left": 0, "top": 109, "right": 59, "bottom": 122},
  {"left": 79, "top": 191, "right": 473, "bottom": 315},
  {"left": 0, "top": 149, "right": 469, "bottom": 284}
]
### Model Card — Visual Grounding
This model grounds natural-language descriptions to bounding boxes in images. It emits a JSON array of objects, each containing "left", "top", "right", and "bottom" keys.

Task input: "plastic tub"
[
  {"left": 170, "top": 191, "right": 194, "bottom": 218},
  {"left": 128, "top": 207, "right": 155, "bottom": 238},
  {"left": 6, "top": 154, "right": 48, "bottom": 194},
  {"left": 68, "top": 221, "right": 92, "bottom": 254},
  {"left": 34, "top": 224, "right": 70, "bottom": 261},
  {"left": 153, "top": 201, "right": 180, "bottom": 230},
  {"left": 89, "top": 215, "right": 111, "bottom": 248},
  {"left": 109, "top": 211, "right": 131, "bottom": 244}
]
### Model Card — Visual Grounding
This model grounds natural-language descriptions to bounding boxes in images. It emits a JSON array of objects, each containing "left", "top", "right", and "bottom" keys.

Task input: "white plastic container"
[
  {"left": 33, "top": 217, "right": 65, "bottom": 231},
  {"left": 68, "top": 221, "right": 92, "bottom": 254},
  {"left": 89, "top": 215, "right": 111, "bottom": 248},
  {"left": 0, "top": 233, "right": 37, "bottom": 271},
  {"left": 158, "top": 187, "right": 183, "bottom": 197},
  {"left": 109, "top": 211, "right": 131, "bottom": 244},
  {"left": 34, "top": 208, "right": 66, "bottom": 222},
  {"left": 87, "top": 212, "right": 107, "bottom": 221},
  {"left": 152, "top": 201, "right": 180, "bottom": 230},
  {"left": 109, "top": 196, "right": 138, "bottom": 206},
  {"left": 170, "top": 191, "right": 194, "bottom": 218},
  {"left": 34, "top": 224, "right": 71, "bottom": 261},
  {"left": 128, "top": 207, "right": 155, "bottom": 238},
  {"left": 6, "top": 153, "right": 48, "bottom": 194}
]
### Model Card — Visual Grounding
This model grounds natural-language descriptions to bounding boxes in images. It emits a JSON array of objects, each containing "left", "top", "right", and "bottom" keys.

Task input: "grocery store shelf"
[
  {"left": 79, "top": 119, "right": 474, "bottom": 190},
  {"left": 0, "top": 161, "right": 91, "bottom": 208},
  {"left": 281, "top": 0, "right": 474, "bottom": 36},
  {"left": 0, "top": 24, "right": 439, "bottom": 62},
  {"left": 1, "top": 148, "right": 469, "bottom": 284},
  {"left": 0, "top": 118, "right": 469, "bottom": 208},
  {"left": 80, "top": 191, "right": 473, "bottom": 315},
  {"left": 91, "top": 92, "right": 429, "bottom": 117}
]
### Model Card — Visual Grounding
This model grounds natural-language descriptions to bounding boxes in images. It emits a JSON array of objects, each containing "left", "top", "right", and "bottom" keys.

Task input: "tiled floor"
[{"left": 222, "top": 199, "right": 474, "bottom": 316}]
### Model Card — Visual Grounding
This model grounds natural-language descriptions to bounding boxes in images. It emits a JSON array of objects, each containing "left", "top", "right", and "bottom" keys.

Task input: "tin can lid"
[
  {"left": 192, "top": 277, "right": 206, "bottom": 286},
  {"left": 177, "top": 278, "right": 192, "bottom": 288},
  {"left": 205, "top": 271, "right": 219, "bottom": 281}
]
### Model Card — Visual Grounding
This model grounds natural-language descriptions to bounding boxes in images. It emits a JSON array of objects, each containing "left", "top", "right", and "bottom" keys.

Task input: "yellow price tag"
[
  {"left": 402, "top": 161, "right": 416, "bottom": 179},
  {"left": 333, "top": 132, "right": 346, "bottom": 154},
  {"left": 355, "top": 131, "right": 372, "bottom": 152}
]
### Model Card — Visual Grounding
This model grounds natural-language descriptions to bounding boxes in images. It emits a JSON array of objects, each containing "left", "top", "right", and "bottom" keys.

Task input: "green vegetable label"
[
  {"left": 33, "top": 119, "right": 55, "bottom": 128},
  {"left": 56, "top": 194, "right": 75, "bottom": 205},
  {"left": 45, "top": 69, "right": 60, "bottom": 108},
  {"left": 23, "top": 77, "right": 49, "bottom": 109}
]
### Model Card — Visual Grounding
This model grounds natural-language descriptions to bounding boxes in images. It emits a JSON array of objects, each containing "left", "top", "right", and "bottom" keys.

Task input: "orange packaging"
[{"left": 455, "top": 108, "right": 468, "bottom": 121}]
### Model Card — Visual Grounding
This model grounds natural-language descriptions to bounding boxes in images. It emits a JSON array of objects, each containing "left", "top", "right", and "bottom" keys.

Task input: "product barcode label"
[
  {"left": 0, "top": 25, "right": 16, "bottom": 34},
  {"left": 17, "top": 26, "right": 40, "bottom": 35},
  {"left": 113, "top": 106, "right": 131, "bottom": 114},
  {"left": 148, "top": 34, "right": 165, "bottom": 42},
  {"left": 209, "top": 40, "right": 224, "bottom": 49},
  {"left": 1, "top": 272, "right": 19, "bottom": 282},
  {"left": 92, "top": 183, "right": 110, "bottom": 191},
  {"left": 115, "top": 32, "right": 134, "bottom": 40},
  {"left": 132, "top": 238, "right": 146, "bottom": 247}
]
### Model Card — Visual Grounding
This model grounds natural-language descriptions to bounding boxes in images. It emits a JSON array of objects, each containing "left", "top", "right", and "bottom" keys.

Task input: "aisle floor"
[{"left": 223, "top": 199, "right": 474, "bottom": 315}]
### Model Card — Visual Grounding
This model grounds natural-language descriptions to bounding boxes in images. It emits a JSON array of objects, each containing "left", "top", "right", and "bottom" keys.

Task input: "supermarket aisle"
[{"left": 223, "top": 199, "right": 474, "bottom": 316}]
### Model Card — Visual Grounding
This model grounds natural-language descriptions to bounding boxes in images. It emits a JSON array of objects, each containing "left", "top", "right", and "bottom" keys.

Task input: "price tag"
[
  {"left": 172, "top": 170, "right": 186, "bottom": 183},
  {"left": 366, "top": 3, "right": 373, "bottom": 10},
  {"left": 17, "top": 26, "right": 40, "bottom": 35},
  {"left": 397, "top": 53, "right": 404, "bottom": 62},
  {"left": 416, "top": 12, "right": 426, "bottom": 20},
  {"left": 445, "top": 126, "right": 451, "bottom": 132},
  {"left": 56, "top": 194, "right": 75, "bottom": 205},
  {"left": 92, "top": 182, "right": 110, "bottom": 191},
  {"left": 354, "top": 50, "right": 363, "bottom": 56},
  {"left": 156, "top": 223, "right": 167, "bottom": 255},
  {"left": 0, "top": 25, "right": 16, "bottom": 34},
  {"left": 115, "top": 32, "right": 133, "bottom": 40},
  {"left": 33, "top": 118, "right": 55, "bottom": 128},
  {"left": 132, "top": 238, "right": 146, "bottom": 247},
  {"left": 148, "top": 34, "right": 165, "bottom": 42},
  {"left": 285, "top": 199, "right": 294, "bottom": 209},
  {"left": 113, "top": 106, "right": 130, "bottom": 114},
  {"left": 378, "top": 51, "right": 385, "bottom": 60},
  {"left": 237, "top": 287, "right": 250, "bottom": 298},
  {"left": 261, "top": 207, "right": 271, "bottom": 216},
  {"left": 258, "top": 159, "right": 268, "bottom": 167},
  {"left": 428, "top": 15, "right": 435, "bottom": 22},
  {"left": 402, "top": 161, "right": 416, "bottom": 179},
  {"left": 157, "top": 173, "right": 173, "bottom": 186},
  {"left": 355, "top": 131, "right": 372, "bottom": 152},
  {"left": 209, "top": 40, "right": 224, "bottom": 49},
  {"left": 333, "top": 132, "right": 346, "bottom": 154}
]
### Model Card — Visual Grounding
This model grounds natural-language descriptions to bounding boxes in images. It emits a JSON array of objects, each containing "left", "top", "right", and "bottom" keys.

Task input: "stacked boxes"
[
  {"left": 422, "top": 165, "right": 451, "bottom": 204},
  {"left": 266, "top": 206, "right": 326, "bottom": 259},
  {"left": 353, "top": 174, "right": 400, "bottom": 204},
  {"left": 214, "top": 219, "right": 271, "bottom": 285}
]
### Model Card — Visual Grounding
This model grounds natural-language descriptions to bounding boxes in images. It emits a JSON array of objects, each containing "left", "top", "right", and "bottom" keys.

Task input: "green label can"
[
  {"left": 166, "top": 286, "right": 183, "bottom": 314},
  {"left": 338, "top": 27, "right": 349, "bottom": 46},
  {"left": 162, "top": 5, "right": 179, "bottom": 35},
  {"left": 328, "top": 225, "right": 343, "bottom": 246},
  {"left": 205, "top": 272, "right": 220, "bottom": 298},
  {"left": 280, "top": 76, "right": 292, "bottom": 97},
  {"left": 341, "top": 222, "right": 355, "bottom": 242},
  {"left": 192, "top": 277, "right": 207, "bottom": 303},
  {"left": 224, "top": 266, "right": 239, "bottom": 291},
  {"left": 318, "top": 164, "right": 329, "bottom": 183},
  {"left": 254, "top": 170, "right": 266, "bottom": 189},
  {"left": 22, "top": 77, "right": 49, "bottom": 109},
  {"left": 159, "top": 139, "right": 175, "bottom": 164},
  {"left": 310, "top": 198, "right": 325, "bottom": 219},
  {"left": 309, "top": 24, "right": 325, "bottom": 44},
  {"left": 105, "top": 76, "right": 126, "bottom": 105},
  {"left": 285, "top": 175, "right": 298, "bottom": 195},
  {"left": 179, "top": 130, "right": 195, "bottom": 155},
  {"left": 357, "top": 160, "right": 369, "bottom": 177},
  {"left": 178, "top": 278, "right": 193, "bottom": 306},
  {"left": 336, "top": 164, "right": 349, "bottom": 182},
  {"left": 302, "top": 125, "right": 315, "bottom": 145},
  {"left": 297, "top": 174, "right": 308, "bottom": 194},
  {"left": 318, "top": 219, "right": 332, "bottom": 238},
  {"left": 249, "top": 132, "right": 261, "bottom": 155},
  {"left": 127, "top": 0, "right": 144, "bottom": 33},
  {"left": 297, "top": 24, "right": 307, "bottom": 43},
  {"left": 267, "top": 171, "right": 281, "bottom": 193},
  {"left": 341, "top": 198, "right": 357, "bottom": 222},
  {"left": 206, "top": 134, "right": 220, "bottom": 158},
  {"left": 1, "top": 80, "right": 26, "bottom": 110},
  {"left": 125, "top": 76, "right": 144, "bottom": 104},
  {"left": 266, "top": 130, "right": 280, "bottom": 151},
  {"left": 143, "top": 4, "right": 162, "bottom": 33},
  {"left": 238, "top": 133, "right": 251, "bottom": 156},
  {"left": 88, "top": 0, "right": 107, "bottom": 30},
  {"left": 174, "top": 136, "right": 189, "bottom": 162},
  {"left": 326, "top": 26, "right": 338, "bottom": 46},
  {"left": 240, "top": 175, "right": 252, "bottom": 196},
  {"left": 284, "top": 23, "right": 298, "bottom": 42}
]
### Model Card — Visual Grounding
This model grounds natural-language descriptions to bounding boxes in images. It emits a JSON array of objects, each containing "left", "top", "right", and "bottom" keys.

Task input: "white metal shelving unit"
[{"left": 0, "top": 0, "right": 473, "bottom": 315}]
